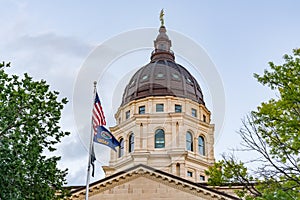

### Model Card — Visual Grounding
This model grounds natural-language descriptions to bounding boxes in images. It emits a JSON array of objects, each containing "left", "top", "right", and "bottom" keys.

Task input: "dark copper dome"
[{"left": 121, "top": 26, "right": 205, "bottom": 106}]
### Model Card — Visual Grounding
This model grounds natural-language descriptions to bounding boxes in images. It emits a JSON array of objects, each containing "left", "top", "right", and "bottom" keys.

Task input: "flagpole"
[{"left": 85, "top": 81, "right": 97, "bottom": 200}]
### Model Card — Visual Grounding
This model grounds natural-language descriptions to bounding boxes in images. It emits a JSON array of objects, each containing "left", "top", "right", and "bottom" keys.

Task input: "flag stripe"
[
  {"left": 92, "top": 92, "right": 106, "bottom": 133},
  {"left": 94, "top": 102, "right": 105, "bottom": 125}
]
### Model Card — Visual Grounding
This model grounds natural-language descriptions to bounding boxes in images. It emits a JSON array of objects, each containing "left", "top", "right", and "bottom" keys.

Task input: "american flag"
[
  {"left": 92, "top": 92, "right": 106, "bottom": 133},
  {"left": 90, "top": 92, "right": 106, "bottom": 177}
]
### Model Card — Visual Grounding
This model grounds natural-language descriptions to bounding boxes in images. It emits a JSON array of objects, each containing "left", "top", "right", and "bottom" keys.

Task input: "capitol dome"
[
  {"left": 106, "top": 15, "right": 215, "bottom": 186},
  {"left": 121, "top": 26, "right": 205, "bottom": 106}
]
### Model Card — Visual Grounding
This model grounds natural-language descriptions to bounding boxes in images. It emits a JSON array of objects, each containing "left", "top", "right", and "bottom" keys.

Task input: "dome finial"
[{"left": 159, "top": 9, "right": 164, "bottom": 26}]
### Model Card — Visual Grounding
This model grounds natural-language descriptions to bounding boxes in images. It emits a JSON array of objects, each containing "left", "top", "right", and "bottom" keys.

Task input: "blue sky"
[{"left": 1, "top": 0, "right": 300, "bottom": 185}]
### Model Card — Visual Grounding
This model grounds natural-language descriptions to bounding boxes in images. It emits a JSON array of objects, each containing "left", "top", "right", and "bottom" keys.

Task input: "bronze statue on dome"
[{"left": 160, "top": 9, "right": 164, "bottom": 26}]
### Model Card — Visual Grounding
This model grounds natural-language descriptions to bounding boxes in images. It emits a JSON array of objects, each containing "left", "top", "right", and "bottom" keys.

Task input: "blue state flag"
[{"left": 94, "top": 126, "right": 120, "bottom": 151}]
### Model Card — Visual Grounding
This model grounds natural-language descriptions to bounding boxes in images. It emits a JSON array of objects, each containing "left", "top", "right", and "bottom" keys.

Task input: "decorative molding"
[{"left": 70, "top": 166, "right": 236, "bottom": 200}]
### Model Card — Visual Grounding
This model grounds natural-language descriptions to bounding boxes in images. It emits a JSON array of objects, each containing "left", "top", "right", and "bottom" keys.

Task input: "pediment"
[{"left": 70, "top": 164, "right": 238, "bottom": 200}]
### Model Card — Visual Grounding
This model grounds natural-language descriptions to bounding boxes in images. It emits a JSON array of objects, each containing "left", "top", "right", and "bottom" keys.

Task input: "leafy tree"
[
  {"left": 206, "top": 49, "right": 300, "bottom": 199},
  {"left": 0, "top": 62, "right": 70, "bottom": 199}
]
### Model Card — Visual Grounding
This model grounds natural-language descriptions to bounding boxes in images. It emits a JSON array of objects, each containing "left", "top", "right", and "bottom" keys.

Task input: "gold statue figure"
[{"left": 160, "top": 9, "right": 164, "bottom": 26}]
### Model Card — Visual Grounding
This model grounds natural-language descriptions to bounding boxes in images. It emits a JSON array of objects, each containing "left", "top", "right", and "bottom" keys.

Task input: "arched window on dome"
[
  {"left": 118, "top": 138, "right": 124, "bottom": 158},
  {"left": 129, "top": 133, "right": 134, "bottom": 153},
  {"left": 186, "top": 132, "right": 193, "bottom": 151},
  {"left": 198, "top": 136, "right": 205, "bottom": 156},
  {"left": 155, "top": 129, "right": 165, "bottom": 148}
]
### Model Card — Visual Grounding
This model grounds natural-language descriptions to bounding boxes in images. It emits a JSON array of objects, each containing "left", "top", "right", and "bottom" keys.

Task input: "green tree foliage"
[
  {"left": 206, "top": 49, "right": 300, "bottom": 199},
  {"left": 0, "top": 62, "right": 70, "bottom": 199}
]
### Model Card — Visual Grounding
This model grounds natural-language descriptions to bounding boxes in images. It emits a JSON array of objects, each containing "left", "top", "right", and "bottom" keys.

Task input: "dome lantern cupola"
[{"left": 151, "top": 9, "right": 174, "bottom": 61}]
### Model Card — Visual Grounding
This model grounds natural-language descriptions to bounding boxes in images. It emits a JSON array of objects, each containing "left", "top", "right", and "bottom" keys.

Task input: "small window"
[
  {"left": 159, "top": 44, "right": 165, "bottom": 50},
  {"left": 129, "top": 79, "right": 135, "bottom": 87},
  {"left": 175, "top": 104, "right": 182, "bottom": 113},
  {"left": 187, "top": 171, "right": 193, "bottom": 177},
  {"left": 125, "top": 110, "right": 130, "bottom": 119},
  {"left": 198, "top": 136, "right": 205, "bottom": 155},
  {"left": 142, "top": 75, "right": 148, "bottom": 80},
  {"left": 176, "top": 163, "right": 180, "bottom": 176},
  {"left": 200, "top": 175, "right": 205, "bottom": 181},
  {"left": 172, "top": 73, "right": 180, "bottom": 80},
  {"left": 191, "top": 108, "right": 197, "bottom": 117},
  {"left": 156, "top": 104, "right": 164, "bottom": 112},
  {"left": 172, "top": 74, "right": 179, "bottom": 79},
  {"left": 156, "top": 73, "right": 164, "bottom": 78},
  {"left": 129, "top": 133, "right": 134, "bottom": 153},
  {"left": 203, "top": 114, "right": 206, "bottom": 122},
  {"left": 155, "top": 129, "right": 165, "bottom": 148},
  {"left": 186, "top": 77, "right": 193, "bottom": 86},
  {"left": 186, "top": 132, "right": 193, "bottom": 151},
  {"left": 118, "top": 138, "right": 124, "bottom": 158},
  {"left": 118, "top": 117, "right": 121, "bottom": 124},
  {"left": 139, "top": 106, "right": 145, "bottom": 114}
]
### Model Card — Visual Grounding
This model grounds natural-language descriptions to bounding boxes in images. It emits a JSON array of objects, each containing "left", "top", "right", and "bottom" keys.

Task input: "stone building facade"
[{"left": 70, "top": 164, "right": 239, "bottom": 200}]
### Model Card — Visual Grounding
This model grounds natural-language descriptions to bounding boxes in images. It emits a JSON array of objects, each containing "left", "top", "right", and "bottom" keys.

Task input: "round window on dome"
[
  {"left": 129, "top": 79, "right": 135, "bottom": 87},
  {"left": 156, "top": 73, "right": 164, "bottom": 78},
  {"left": 142, "top": 75, "right": 148, "bottom": 80},
  {"left": 172, "top": 73, "right": 180, "bottom": 80},
  {"left": 186, "top": 78, "right": 193, "bottom": 86}
]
